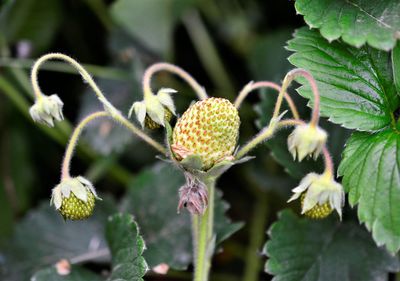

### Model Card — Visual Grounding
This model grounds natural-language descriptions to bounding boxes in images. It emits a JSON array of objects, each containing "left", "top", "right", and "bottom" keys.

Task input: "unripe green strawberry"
[
  {"left": 59, "top": 191, "right": 96, "bottom": 220},
  {"left": 301, "top": 193, "right": 333, "bottom": 219},
  {"left": 145, "top": 108, "right": 173, "bottom": 129},
  {"left": 172, "top": 97, "right": 240, "bottom": 170},
  {"left": 50, "top": 176, "right": 100, "bottom": 220}
]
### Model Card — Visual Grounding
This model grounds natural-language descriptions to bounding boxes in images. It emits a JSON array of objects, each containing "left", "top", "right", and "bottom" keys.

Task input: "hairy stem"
[
  {"left": 61, "top": 109, "right": 169, "bottom": 180},
  {"left": 234, "top": 81, "right": 300, "bottom": 120},
  {"left": 31, "top": 53, "right": 113, "bottom": 110},
  {"left": 273, "top": 69, "right": 320, "bottom": 126},
  {"left": 61, "top": 111, "right": 109, "bottom": 179},
  {"left": 235, "top": 118, "right": 305, "bottom": 160},
  {"left": 0, "top": 57, "right": 130, "bottom": 81},
  {"left": 0, "top": 75, "right": 132, "bottom": 184},
  {"left": 31, "top": 53, "right": 166, "bottom": 154},
  {"left": 143, "top": 62, "right": 208, "bottom": 100},
  {"left": 193, "top": 180, "right": 215, "bottom": 281},
  {"left": 112, "top": 113, "right": 166, "bottom": 154},
  {"left": 322, "top": 146, "right": 334, "bottom": 178}
]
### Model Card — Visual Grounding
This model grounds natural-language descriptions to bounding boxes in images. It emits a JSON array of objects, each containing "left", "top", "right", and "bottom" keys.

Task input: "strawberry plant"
[{"left": 0, "top": 1, "right": 400, "bottom": 281}]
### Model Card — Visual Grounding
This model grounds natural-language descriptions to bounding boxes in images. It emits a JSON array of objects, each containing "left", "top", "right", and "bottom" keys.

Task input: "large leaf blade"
[
  {"left": 287, "top": 28, "right": 399, "bottom": 131},
  {"left": 0, "top": 199, "right": 116, "bottom": 281},
  {"left": 106, "top": 213, "right": 148, "bottom": 281},
  {"left": 295, "top": 0, "right": 400, "bottom": 51},
  {"left": 338, "top": 130, "right": 400, "bottom": 253},
  {"left": 265, "top": 210, "right": 400, "bottom": 281}
]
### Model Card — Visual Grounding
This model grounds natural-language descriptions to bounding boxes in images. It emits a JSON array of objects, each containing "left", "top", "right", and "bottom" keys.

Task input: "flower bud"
[
  {"left": 50, "top": 176, "right": 101, "bottom": 220},
  {"left": 29, "top": 94, "right": 64, "bottom": 127},
  {"left": 177, "top": 173, "right": 208, "bottom": 215},
  {"left": 129, "top": 88, "right": 176, "bottom": 129},
  {"left": 287, "top": 124, "right": 327, "bottom": 161},
  {"left": 288, "top": 172, "right": 344, "bottom": 219}
]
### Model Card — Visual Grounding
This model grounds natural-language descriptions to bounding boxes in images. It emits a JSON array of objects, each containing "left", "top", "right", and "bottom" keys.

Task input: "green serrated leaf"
[
  {"left": 295, "top": 0, "right": 400, "bottom": 51},
  {"left": 265, "top": 210, "right": 400, "bottom": 281},
  {"left": 392, "top": 42, "right": 400, "bottom": 94},
  {"left": 121, "top": 162, "right": 243, "bottom": 270},
  {"left": 338, "top": 130, "right": 400, "bottom": 253},
  {"left": 106, "top": 213, "right": 148, "bottom": 281},
  {"left": 287, "top": 28, "right": 399, "bottom": 131},
  {"left": 0, "top": 198, "right": 117, "bottom": 281},
  {"left": 31, "top": 266, "right": 102, "bottom": 281}
]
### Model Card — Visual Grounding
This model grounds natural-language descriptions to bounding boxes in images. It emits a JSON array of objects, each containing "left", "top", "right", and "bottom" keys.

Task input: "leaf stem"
[
  {"left": 193, "top": 180, "right": 215, "bottom": 281},
  {"left": 142, "top": 62, "right": 208, "bottom": 100},
  {"left": 234, "top": 81, "right": 300, "bottom": 120},
  {"left": 273, "top": 69, "right": 320, "bottom": 126}
]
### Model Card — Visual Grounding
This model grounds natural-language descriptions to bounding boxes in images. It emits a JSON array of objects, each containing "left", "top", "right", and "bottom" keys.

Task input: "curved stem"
[
  {"left": 31, "top": 53, "right": 166, "bottom": 154},
  {"left": 273, "top": 69, "right": 320, "bottom": 126},
  {"left": 113, "top": 114, "right": 166, "bottom": 154},
  {"left": 234, "top": 81, "right": 300, "bottom": 120},
  {"left": 278, "top": 119, "right": 305, "bottom": 127},
  {"left": 322, "top": 146, "right": 334, "bottom": 178},
  {"left": 235, "top": 119, "right": 306, "bottom": 160},
  {"left": 193, "top": 180, "right": 215, "bottom": 281},
  {"left": 142, "top": 62, "right": 208, "bottom": 100},
  {"left": 61, "top": 111, "right": 109, "bottom": 179},
  {"left": 61, "top": 110, "right": 167, "bottom": 179},
  {"left": 31, "top": 53, "right": 113, "bottom": 110}
]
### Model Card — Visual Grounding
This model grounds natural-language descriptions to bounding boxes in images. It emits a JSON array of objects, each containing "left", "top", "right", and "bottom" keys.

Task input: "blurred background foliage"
[{"left": 0, "top": 0, "right": 356, "bottom": 280}]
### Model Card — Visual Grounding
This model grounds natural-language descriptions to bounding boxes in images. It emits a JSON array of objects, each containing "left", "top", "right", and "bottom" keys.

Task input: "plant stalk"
[{"left": 193, "top": 179, "right": 215, "bottom": 281}]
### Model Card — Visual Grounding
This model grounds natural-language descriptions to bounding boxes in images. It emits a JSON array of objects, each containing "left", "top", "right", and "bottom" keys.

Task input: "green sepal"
[{"left": 180, "top": 154, "right": 204, "bottom": 171}]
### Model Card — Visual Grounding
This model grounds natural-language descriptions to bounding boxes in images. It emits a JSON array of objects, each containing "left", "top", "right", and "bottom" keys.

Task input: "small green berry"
[
  {"left": 301, "top": 193, "right": 333, "bottom": 219},
  {"left": 145, "top": 108, "right": 173, "bottom": 129},
  {"left": 59, "top": 192, "right": 95, "bottom": 220},
  {"left": 50, "top": 176, "right": 100, "bottom": 220}
]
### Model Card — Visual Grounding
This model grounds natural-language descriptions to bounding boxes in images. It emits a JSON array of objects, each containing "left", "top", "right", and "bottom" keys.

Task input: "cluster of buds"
[{"left": 285, "top": 123, "right": 344, "bottom": 219}]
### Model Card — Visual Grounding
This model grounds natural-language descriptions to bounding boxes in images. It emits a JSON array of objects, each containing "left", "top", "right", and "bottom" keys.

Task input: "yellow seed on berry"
[
  {"left": 59, "top": 192, "right": 95, "bottom": 220},
  {"left": 301, "top": 193, "right": 333, "bottom": 219}
]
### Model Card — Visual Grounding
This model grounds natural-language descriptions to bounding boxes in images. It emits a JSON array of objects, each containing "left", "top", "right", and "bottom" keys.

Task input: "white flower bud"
[
  {"left": 288, "top": 173, "right": 344, "bottom": 219},
  {"left": 29, "top": 94, "right": 64, "bottom": 127},
  {"left": 287, "top": 124, "right": 327, "bottom": 161},
  {"left": 128, "top": 88, "right": 177, "bottom": 128}
]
